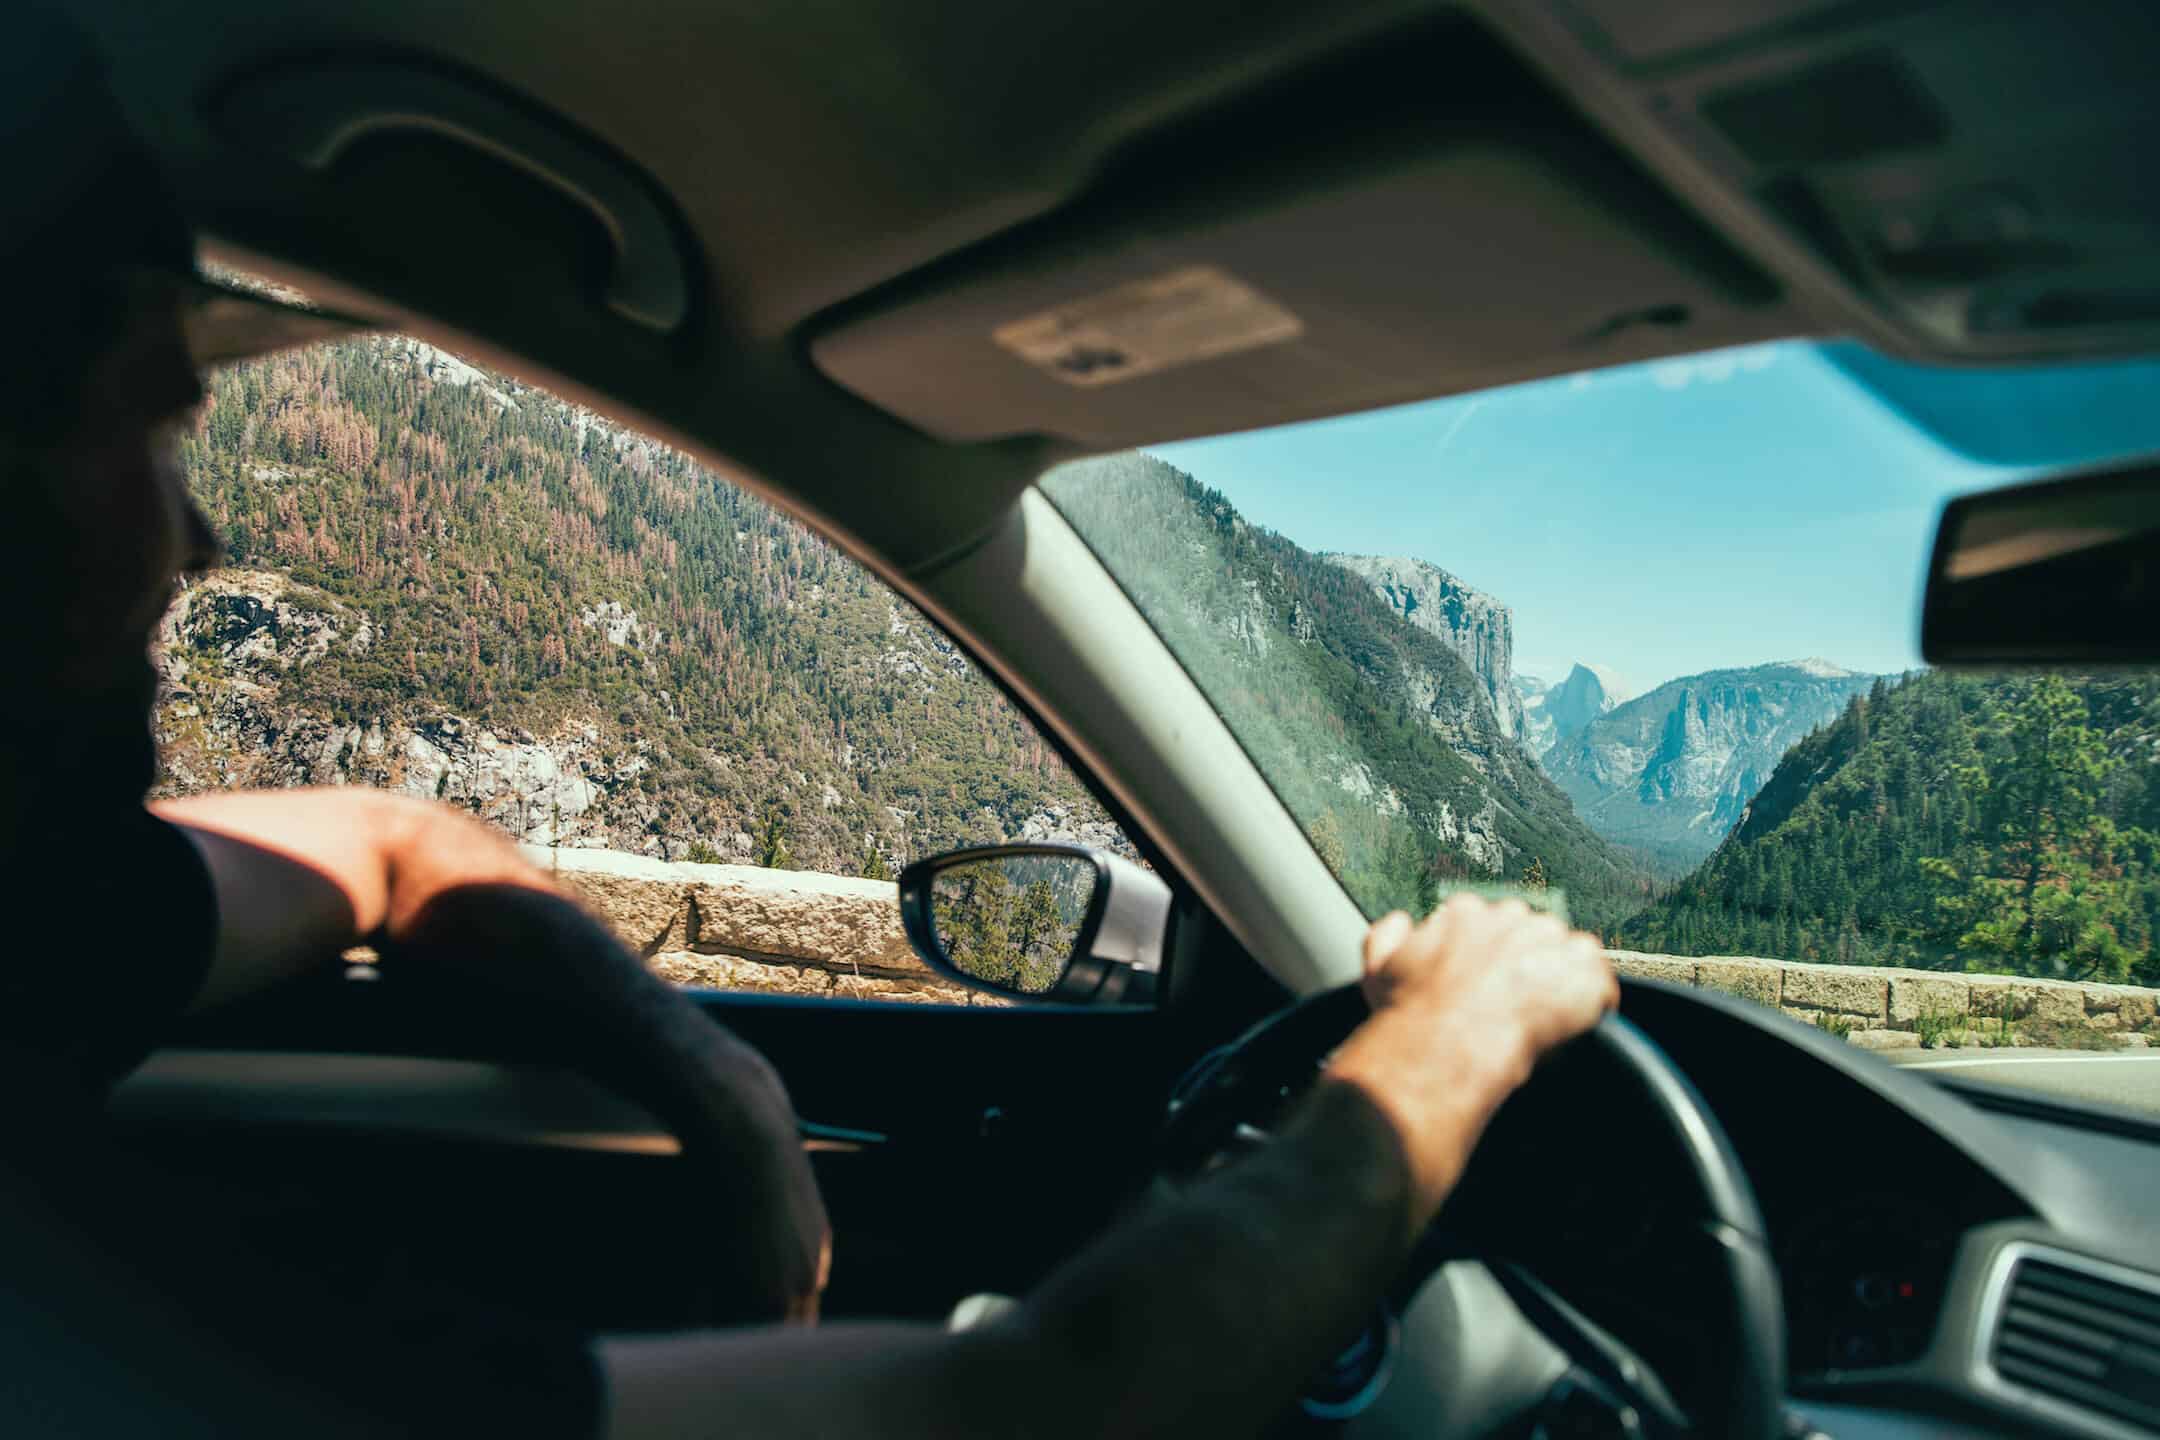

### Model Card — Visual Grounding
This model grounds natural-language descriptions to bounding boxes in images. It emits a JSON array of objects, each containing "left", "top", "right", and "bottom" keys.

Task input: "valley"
[{"left": 161, "top": 330, "right": 2156, "bottom": 986}]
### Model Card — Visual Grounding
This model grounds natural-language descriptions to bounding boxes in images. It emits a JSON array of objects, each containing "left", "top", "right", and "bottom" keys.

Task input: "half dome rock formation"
[{"left": 1542, "top": 659, "right": 1874, "bottom": 878}]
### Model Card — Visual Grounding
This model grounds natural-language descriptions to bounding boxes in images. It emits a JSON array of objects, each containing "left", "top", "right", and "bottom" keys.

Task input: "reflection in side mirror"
[
  {"left": 931, "top": 853, "right": 1098, "bottom": 994},
  {"left": 1923, "top": 458, "right": 2160, "bottom": 665},
  {"left": 898, "top": 844, "right": 1170, "bottom": 1005}
]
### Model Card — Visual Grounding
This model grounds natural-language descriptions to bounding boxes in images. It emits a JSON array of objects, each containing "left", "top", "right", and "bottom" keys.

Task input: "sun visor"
[
  {"left": 812, "top": 135, "right": 1790, "bottom": 450},
  {"left": 809, "top": 19, "right": 1792, "bottom": 451}
]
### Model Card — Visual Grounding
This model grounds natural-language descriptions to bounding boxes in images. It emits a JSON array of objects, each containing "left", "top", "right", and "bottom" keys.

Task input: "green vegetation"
[
  {"left": 931, "top": 858, "right": 1088, "bottom": 993},
  {"left": 1044, "top": 454, "right": 1650, "bottom": 932},
  {"left": 1914, "top": 1008, "right": 1967, "bottom": 1049},
  {"left": 1622, "top": 672, "right": 2160, "bottom": 984},
  {"left": 176, "top": 338, "right": 1117, "bottom": 871}
]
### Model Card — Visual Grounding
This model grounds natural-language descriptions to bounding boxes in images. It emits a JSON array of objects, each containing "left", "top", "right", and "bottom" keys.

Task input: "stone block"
[
  {"left": 2102, "top": 988, "right": 2157, "bottom": 1032},
  {"left": 686, "top": 865, "right": 922, "bottom": 975},
  {"left": 831, "top": 973, "right": 972, "bottom": 1006},
  {"left": 1849, "top": 1029, "right": 1923, "bottom": 1051},
  {"left": 1780, "top": 965, "right": 1888, "bottom": 1022},
  {"left": 1967, "top": 979, "right": 2023, "bottom": 1023},
  {"left": 1608, "top": 952, "right": 1695, "bottom": 986},
  {"left": 648, "top": 951, "right": 834, "bottom": 996},
  {"left": 2023, "top": 982, "right": 2088, "bottom": 1026},
  {"left": 1693, "top": 958, "right": 1780, "bottom": 1008},
  {"left": 1889, "top": 974, "right": 1972, "bottom": 1028},
  {"left": 558, "top": 870, "right": 686, "bottom": 953}
]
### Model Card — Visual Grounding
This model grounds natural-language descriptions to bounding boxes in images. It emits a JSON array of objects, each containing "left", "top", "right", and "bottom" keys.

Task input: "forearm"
[
  {"left": 170, "top": 784, "right": 787, "bottom": 1147},
  {"left": 983, "top": 1012, "right": 1524, "bottom": 1436},
  {"left": 1007, "top": 1078, "right": 1423, "bottom": 1437},
  {"left": 604, "top": 1070, "right": 1500, "bottom": 1439}
]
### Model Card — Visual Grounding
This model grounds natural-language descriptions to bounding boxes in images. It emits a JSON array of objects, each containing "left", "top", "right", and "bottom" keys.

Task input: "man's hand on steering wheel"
[
  {"left": 163, "top": 787, "right": 834, "bottom": 1326},
  {"left": 1328, "top": 894, "right": 1620, "bottom": 1229}
]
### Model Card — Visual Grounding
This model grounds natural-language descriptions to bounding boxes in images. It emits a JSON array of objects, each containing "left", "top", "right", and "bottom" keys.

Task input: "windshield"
[{"left": 1041, "top": 339, "right": 2160, "bottom": 1113}]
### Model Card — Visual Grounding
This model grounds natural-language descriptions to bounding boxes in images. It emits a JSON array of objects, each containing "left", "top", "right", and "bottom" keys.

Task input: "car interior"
[{"left": 50, "top": 0, "right": 2160, "bottom": 1435}]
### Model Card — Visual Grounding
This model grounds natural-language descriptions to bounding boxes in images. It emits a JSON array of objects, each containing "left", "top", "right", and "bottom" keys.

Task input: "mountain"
[
  {"left": 1543, "top": 659, "right": 1877, "bottom": 877},
  {"left": 1620, "top": 671, "right": 2160, "bottom": 985},
  {"left": 1327, "top": 555, "right": 1521, "bottom": 739},
  {"left": 159, "top": 334, "right": 1124, "bottom": 874},
  {"left": 1518, "top": 662, "right": 1628, "bottom": 754},
  {"left": 1043, "top": 453, "right": 1651, "bottom": 930}
]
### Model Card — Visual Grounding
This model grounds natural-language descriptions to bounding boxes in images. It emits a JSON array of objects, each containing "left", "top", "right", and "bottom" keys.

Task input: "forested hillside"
[
  {"left": 1043, "top": 454, "right": 1651, "bottom": 931},
  {"left": 165, "top": 335, "right": 1119, "bottom": 872},
  {"left": 1620, "top": 671, "right": 2160, "bottom": 984}
]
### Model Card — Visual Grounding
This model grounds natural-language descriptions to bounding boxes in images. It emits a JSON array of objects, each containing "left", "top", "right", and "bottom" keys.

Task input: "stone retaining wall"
[
  {"left": 523, "top": 846, "right": 997, "bottom": 1005},
  {"left": 533, "top": 845, "right": 2160, "bottom": 1035},
  {"left": 1609, "top": 950, "right": 2159, "bottom": 1050}
]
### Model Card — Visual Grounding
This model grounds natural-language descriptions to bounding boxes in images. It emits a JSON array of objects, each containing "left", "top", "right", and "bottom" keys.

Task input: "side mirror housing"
[
  {"left": 1922, "top": 457, "right": 2160, "bottom": 665},
  {"left": 897, "top": 844, "right": 1171, "bottom": 1005}
]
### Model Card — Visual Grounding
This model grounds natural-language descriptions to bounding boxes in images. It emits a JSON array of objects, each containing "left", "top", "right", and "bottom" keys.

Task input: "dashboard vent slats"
[{"left": 1988, "top": 1254, "right": 2160, "bottom": 1433}]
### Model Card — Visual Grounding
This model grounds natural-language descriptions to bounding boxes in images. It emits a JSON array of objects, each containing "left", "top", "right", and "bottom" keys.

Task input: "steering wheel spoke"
[
  {"left": 1159, "top": 987, "right": 1787, "bottom": 1437},
  {"left": 1496, "top": 1263, "right": 1690, "bottom": 1439}
]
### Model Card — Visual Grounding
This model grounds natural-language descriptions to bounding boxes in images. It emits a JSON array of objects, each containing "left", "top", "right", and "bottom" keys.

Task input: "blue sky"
[{"left": 1149, "top": 341, "right": 2156, "bottom": 694}]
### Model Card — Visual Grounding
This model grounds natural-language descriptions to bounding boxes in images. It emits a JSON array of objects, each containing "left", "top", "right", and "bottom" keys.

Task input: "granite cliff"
[
  {"left": 1543, "top": 659, "right": 1876, "bottom": 877},
  {"left": 1328, "top": 554, "right": 1522, "bottom": 740}
]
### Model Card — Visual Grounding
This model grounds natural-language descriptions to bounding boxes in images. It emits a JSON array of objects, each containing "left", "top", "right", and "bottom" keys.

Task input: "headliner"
[{"left": 54, "top": 0, "right": 2160, "bottom": 574}]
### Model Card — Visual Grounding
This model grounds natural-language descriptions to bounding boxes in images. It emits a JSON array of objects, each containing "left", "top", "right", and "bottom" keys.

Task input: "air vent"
[{"left": 1983, "top": 1248, "right": 2160, "bottom": 1435}]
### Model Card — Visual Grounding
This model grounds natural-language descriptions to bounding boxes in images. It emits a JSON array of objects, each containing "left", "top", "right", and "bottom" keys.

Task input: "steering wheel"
[{"left": 1161, "top": 984, "right": 1786, "bottom": 1438}]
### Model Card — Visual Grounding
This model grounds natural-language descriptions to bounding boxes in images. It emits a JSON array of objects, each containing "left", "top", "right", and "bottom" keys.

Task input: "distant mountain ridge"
[
  {"left": 1621, "top": 671, "right": 2160, "bottom": 985},
  {"left": 1047, "top": 454, "right": 1650, "bottom": 929},
  {"left": 1543, "top": 659, "right": 1878, "bottom": 877}
]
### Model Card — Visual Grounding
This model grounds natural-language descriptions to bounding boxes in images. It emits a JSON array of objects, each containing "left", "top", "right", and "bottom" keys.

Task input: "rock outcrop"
[
  {"left": 152, "top": 569, "right": 1131, "bottom": 868},
  {"left": 1330, "top": 554, "right": 1522, "bottom": 739},
  {"left": 1543, "top": 660, "right": 1874, "bottom": 878},
  {"left": 154, "top": 570, "right": 664, "bottom": 852}
]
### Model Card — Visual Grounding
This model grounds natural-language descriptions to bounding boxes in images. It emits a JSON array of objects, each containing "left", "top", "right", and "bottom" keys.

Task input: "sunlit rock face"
[
  {"left": 1518, "top": 662, "right": 1631, "bottom": 757},
  {"left": 155, "top": 570, "right": 657, "bottom": 851},
  {"left": 1330, "top": 554, "right": 1521, "bottom": 739}
]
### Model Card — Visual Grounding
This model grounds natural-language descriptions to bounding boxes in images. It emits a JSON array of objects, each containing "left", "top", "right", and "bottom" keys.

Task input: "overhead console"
[
  {"left": 814, "top": 0, "right": 2160, "bottom": 451},
  {"left": 1541, "top": 0, "right": 2160, "bottom": 364}
]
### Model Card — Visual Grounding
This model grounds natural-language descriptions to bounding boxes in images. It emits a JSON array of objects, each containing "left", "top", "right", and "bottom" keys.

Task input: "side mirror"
[
  {"left": 1922, "top": 457, "right": 2160, "bottom": 665},
  {"left": 897, "top": 844, "right": 1171, "bottom": 1005}
]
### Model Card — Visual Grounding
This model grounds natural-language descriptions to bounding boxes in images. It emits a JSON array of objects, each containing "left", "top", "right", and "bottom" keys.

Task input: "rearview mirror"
[
  {"left": 897, "top": 844, "right": 1170, "bottom": 1004},
  {"left": 1922, "top": 457, "right": 2160, "bottom": 665}
]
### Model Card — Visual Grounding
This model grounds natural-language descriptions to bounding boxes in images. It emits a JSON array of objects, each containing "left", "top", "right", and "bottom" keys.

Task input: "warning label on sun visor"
[{"left": 992, "top": 266, "right": 1303, "bottom": 387}]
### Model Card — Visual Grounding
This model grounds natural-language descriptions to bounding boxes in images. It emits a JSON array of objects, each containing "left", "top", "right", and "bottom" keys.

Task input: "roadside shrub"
[
  {"left": 1812, "top": 1011, "right": 1856, "bottom": 1040},
  {"left": 1915, "top": 1009, "right": 1966, "bottom": 1049},
  {"left": 681, "top": 839, "right": 724, "bottom": 864}
]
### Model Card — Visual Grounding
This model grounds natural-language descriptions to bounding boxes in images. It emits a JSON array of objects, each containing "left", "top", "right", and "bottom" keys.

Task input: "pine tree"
[
  {"left": 861, "top": 842, "right": 892, "bottom": 881},
  {"left": 756, "top": 804, "right": 793, "bottom": 870}
]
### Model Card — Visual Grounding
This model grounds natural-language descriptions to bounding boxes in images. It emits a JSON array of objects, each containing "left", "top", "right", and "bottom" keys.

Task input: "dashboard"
[
  {"left": 1780, "top": 1194, "right": 1961, "bottom": 1376},
  {"left": 109, "top": 977, "right": 2160, "bottom": 1440},
  {"left": 1620, "top": 980, "right": 2160, "bottom": 1439}
]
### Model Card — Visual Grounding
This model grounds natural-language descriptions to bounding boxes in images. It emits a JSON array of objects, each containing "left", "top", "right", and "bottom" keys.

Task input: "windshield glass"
[{"left": 1042, "top": 339, "right": 2160, "bottom": 1111}]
